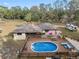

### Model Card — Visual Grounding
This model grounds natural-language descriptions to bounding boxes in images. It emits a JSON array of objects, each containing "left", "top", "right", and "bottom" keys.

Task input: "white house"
[
  {"left": 12, "top": 23, "right": 42, "bottom": 40},
  {"left": 13, "top": 33, "right": 26, "bottom": 40},
  {"left": 12, "top": 23, "right": 56, "bottom": 40}
]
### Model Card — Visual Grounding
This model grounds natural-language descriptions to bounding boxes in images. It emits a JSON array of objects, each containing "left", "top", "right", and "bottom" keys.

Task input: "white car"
[{"left": 65, "top": 24, "right": 77, "bottom": 31}]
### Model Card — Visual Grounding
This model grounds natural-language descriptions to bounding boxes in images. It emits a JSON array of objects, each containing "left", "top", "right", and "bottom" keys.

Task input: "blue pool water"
[{"left": 31, "top": 42, "right": 58, "bottom": 53}]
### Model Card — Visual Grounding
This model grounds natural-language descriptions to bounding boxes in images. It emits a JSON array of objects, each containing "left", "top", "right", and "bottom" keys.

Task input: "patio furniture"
[{"left": 61, "top": 42, "right": 74, "bottom": 49}]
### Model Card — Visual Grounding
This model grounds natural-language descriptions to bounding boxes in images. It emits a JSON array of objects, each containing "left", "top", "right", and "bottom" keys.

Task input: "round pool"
[{"left": 31, "top": 41, "right": 58, "bottom": 53}]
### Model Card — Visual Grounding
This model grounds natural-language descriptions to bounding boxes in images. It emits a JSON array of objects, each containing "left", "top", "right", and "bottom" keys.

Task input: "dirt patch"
[{"left": 0, "top": 20, "right": 26, "bottom": 37}]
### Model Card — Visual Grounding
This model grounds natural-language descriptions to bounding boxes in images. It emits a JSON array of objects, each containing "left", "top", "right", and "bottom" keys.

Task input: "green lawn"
[{"left": 59, "top": 27, "right": 79, "bottom": 41}]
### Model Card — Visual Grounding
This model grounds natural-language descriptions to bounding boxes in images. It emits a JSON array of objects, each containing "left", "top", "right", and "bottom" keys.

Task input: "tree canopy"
[{"left": 0, "top": 0, "right": 79, "bottom": 23}]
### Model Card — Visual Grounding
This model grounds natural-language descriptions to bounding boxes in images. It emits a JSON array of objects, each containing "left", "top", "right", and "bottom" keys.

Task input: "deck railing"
[{"left": 18, "top": 36, "right": 30, "bottom": 57}]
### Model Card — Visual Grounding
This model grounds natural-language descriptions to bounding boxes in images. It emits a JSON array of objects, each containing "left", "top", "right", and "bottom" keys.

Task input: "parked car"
[{"left": 65, "top": 23, "right": 78, "bottom": 31}]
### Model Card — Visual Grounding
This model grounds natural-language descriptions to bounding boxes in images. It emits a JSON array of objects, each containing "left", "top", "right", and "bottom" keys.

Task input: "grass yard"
[{"left": 59, "top": 27, "right": 79, "bottom": 41}]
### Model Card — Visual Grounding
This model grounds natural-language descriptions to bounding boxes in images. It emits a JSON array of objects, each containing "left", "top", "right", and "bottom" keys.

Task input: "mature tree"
[
  {"left": 39, "top": 3, "right": 47, "bottom": 21},
  {"left": 22, "top": 7, "right": 29, "bottom": 18},
  {"left": 31, "top": 13, "right": 40, "bottom": 22},
  {"left": 0, "top": 6, "right": 8, "bottom": 19},
  {"left": 10, "top": 6, "right": 22, "bottom": 19},
  {"left": 65, "top": 0, "right": 79, "bottom": 22},
  {"left": 53, "top": 0, "right": 66, "bottom": 22},
  {"left": 30, "top": 6, "right": 39, "bottom": 12},
  {"left": 0, "top": 0, "right": 79, "bottom": 23},
  {"left": 30, "top": 6, "right": 40, "bottom": 22},
  {"left": 24, "top": 12, "right": 32, "bottom": 22},
  {"left": 39, "top": 3, "right": 47, "bottom": 12}
]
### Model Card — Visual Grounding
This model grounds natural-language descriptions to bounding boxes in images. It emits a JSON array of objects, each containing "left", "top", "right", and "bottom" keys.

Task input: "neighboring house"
[{"left": 12, "top": 23, "right": 55, "bottom": 40}]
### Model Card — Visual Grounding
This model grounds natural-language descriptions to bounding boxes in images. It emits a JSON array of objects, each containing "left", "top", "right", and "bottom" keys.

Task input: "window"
[
  {"left": 53, "top": 56, "right": 61, "bottom": 59},
  {"left": 53, "top": 57, "right": 61, "bottom": 59},
  {"left": 17, "top": 33, "right": 22, "bottom": 35}
]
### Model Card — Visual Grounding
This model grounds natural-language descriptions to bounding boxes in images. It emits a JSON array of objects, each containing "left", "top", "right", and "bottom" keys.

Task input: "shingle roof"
[
  {"left": 38, "top": 23, "right": 54, "bottom": 30},
  {"left": 13, "top": 23, "right": 42, "bottom": 33},
  {"left": 12, "top": 23, "right": 55, "bottom": 33}
]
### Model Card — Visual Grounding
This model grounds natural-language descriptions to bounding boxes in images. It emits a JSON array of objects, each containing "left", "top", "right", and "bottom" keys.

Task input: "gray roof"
[
  {"left": 13, "top": 23, "right": 55, "bottom": 33},
  {"left": 13, "top": 23, "right": 42, "bottom": 33},
  {"left": 38, "top": 23, "right": 54, "bottom": 30}
]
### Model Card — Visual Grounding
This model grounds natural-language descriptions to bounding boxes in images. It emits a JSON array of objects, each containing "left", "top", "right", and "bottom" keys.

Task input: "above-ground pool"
[{"left": 31, "top": 41, "right": 58, "bottom": 53}]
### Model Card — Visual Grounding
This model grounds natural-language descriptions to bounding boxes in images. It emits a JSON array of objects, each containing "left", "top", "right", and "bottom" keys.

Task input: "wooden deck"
[{"left": 19, "top": 36, "right": 78, "bottom": 57}]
